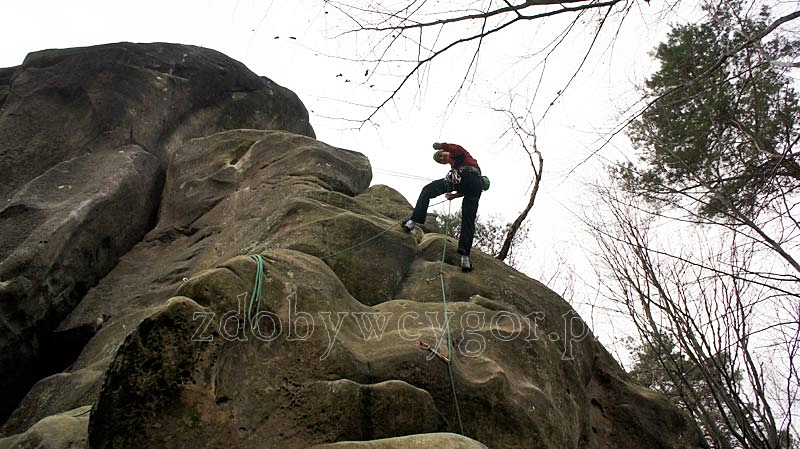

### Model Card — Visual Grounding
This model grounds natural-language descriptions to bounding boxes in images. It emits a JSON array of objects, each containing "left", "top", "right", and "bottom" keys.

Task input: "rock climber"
[{"left": 403, "top": 142, "right": 487, "bottom": 272}]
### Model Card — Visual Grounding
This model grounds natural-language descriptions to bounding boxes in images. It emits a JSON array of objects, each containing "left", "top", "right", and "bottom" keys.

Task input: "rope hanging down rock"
[
  {"left": 259, "top": 200, "right": 466, "bottom": 434},
  {"left": 319, "top": 199, "right": 449, "bottom": 261},
  {"left": 249, "top": 254, "right": 267, "bottom": 332},
  {"left": 436, "top": 200, "right": 465, "bottom": 435}
]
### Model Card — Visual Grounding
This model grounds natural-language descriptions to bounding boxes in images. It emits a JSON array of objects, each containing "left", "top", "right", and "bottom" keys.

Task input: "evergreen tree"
[
  {"left": 619, "top": 1, "right": 800, "bottom": 220},
  {"left": 435, "top": 211, "right": 529, "bottom": 268},
  {"left": 627, "top": 334, "right": 746, "bottom": 448}
]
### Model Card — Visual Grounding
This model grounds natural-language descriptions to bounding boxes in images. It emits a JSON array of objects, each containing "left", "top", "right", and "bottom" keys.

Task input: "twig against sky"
[{"left": 324, "top": 0, "right": 629, "bottom": 125}]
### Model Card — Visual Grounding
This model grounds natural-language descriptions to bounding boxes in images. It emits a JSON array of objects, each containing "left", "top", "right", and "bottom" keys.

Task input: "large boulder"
[
  {"left": 0, "top": 146, "right": 162, "bottom": 421},
  {"left": 0, "top": 42, "right": 314, "bottom": 421},
  {"left": 1, "top": 42, "right": 706, "bottom": 449}
]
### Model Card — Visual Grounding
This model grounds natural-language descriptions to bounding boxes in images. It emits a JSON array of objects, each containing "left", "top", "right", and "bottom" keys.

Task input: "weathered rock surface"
[
  {"left": 0, "top": 406, "right": 90, "bottom": 449},
  {"left": 1, "top": 42, "right": 706, "bottom": 449},
  {"left": 308, "top": 433, "right": 489, "bottom": 448},
  {"left": 0, "top": 42, "right": 314, "bottom": 422}
]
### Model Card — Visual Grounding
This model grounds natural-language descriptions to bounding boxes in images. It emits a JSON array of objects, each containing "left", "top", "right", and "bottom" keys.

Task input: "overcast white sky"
[{"left": 1, "top": 0, "right": 703, "bottom": 351}]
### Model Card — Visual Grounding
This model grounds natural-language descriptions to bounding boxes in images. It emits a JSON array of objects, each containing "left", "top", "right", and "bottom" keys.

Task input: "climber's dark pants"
[{"left": 410, "top": 169, "right": 482, "bottom": 256}]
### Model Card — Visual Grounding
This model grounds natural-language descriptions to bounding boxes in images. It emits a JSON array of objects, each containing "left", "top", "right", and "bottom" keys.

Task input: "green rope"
[
  {"left": 249, "top": 254, "right": 266, "bottom": 331},
  {"left": 252, "top": 200, "right": 464, "bottom": 431},
  {"left": 439, "top": 201, "right": 465, "bottom": 435},
  {"left": 315, "top": 202, "right": 464, "bottom": 433},
  {"left": 319, "top": 221, "right": 399, "bottom": 261},
  {"left": 429, "top": 198, "right": 449, "bottom": 209},
  {"left": 307, "top": 200, "right": 465, "bottom": 433},
  {"left": 319, "top": 200, "right": 448, "bottom": 261},
  {"left": 56, "top": 406, "right": 92, "bottom": 418}
]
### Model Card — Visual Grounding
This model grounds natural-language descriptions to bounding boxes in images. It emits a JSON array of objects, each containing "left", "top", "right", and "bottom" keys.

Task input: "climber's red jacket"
[{"left": 439, "top": 143, "right": 480, "bottom": 171}]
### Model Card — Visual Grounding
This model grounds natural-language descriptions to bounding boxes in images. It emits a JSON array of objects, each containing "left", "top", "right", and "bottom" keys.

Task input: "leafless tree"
[
  {"left": 583, "top": 2, "right": 800, "bottom": 446},
  {"left": 493, "top": 106, "right": 543, "bottom": 262},
  {"left": 322, "top": 0, "right": 669, "bottom": 124},
  {"left": 586, "top": 183, "right": 800, "bottom": 448},
  {"left": 318, "top": 1, "right": 683, "bottom": 266}
]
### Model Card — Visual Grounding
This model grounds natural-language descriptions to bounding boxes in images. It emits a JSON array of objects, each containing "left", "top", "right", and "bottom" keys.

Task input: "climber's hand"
[
  {"left": 433, "top": 142, "right": 443, "bottom": 150},
  {"left": 445, "top": 192, "right": 461, "bottom": 201}
]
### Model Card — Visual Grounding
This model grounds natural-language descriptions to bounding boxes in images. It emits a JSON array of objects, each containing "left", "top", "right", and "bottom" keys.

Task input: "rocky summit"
[{"left": 0, "top": 42, "right": 705, "bottom": 449}]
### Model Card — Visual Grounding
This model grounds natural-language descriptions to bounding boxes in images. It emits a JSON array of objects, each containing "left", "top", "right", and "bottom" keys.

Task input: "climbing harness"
[
  {"left": 417, "top": 340, "right": 451, "bottom": 364},
  {"left": 444, "top": 168, "right": 462, "bottom": 185}
]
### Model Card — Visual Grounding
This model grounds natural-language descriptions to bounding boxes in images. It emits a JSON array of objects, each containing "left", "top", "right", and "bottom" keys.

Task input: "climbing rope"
[
  {"left": 428, "top": 198, "right": 450, "bottom": 209},
  {"left": 319, "top": 199, "right": 450, "bottom": 261},
  {"left": 438, "top": 200, "right": 465, "bottom": 435},
  {"left": 255, "top": 196, "right": 465, "bottom": 432},
  {"left": 316, "top": 202, "right": 466, "bottom": 434},
  {"left": 249, "top": 254, "right": 266, "bottom": 331},
  {"left": 373, "top": 167, "right": 435, "bottom": 182},
  {"left": 56, "top": 406, "right": 92, "bottom": 418},
  {"left": 302, "top": 195, "right": 465, "bottom": 433},
  {"left": 319, "top": 220, "right": 400, "bottom": 261}
]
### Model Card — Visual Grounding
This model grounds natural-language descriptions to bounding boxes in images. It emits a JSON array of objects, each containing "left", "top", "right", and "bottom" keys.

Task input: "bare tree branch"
[
  {"left": 494, "top": 107, "right": 543, "bottom": 262},
  {"left": 586, "top": 182, "right": 800, "bottom": 448},
  {"left": 325, "top": 0, "right": 626, "bottom": 124}
]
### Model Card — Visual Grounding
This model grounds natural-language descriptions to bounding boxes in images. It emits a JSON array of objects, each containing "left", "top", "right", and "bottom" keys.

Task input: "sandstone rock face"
[
  {"left": 1, "top": 43, "right": 705, "bottom": 449},
  {"left": 0, "top": 406, "right": 90, "bottom": 449},
  {"left": 0, "top": 42, "right": 313, "bottom": 422}
]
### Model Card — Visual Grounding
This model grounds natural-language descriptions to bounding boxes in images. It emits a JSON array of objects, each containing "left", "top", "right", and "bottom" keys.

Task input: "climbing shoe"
[
  {"left": 460, "top": 255, "right": 473, "bottom": 273},
  {"left": 402, "top": 219, "right": 416, "bottom": 233}
]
